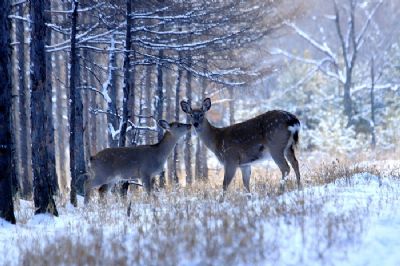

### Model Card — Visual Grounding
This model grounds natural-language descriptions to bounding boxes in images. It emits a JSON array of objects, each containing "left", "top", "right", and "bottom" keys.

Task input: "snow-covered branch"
[
  {"left": 81, "top": 86, "right": 111, "bottom": 103},
  {"left": 8, "top": 15, "right": 31, "bottom": 23},
  {"left": 285, "top": 22, "right": 337, "bottom": 61},
  {"left": 355, "top": 0, "right": 383, "bottom": 50}
]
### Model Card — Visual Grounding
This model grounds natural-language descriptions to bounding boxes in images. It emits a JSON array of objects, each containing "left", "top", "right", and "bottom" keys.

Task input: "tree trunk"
[
  {"left": 0, "top": 0, "right": 16, "bottom": 224},
  {"left": 155, "top": 50, "right": 165, "bottom": 188},
  {"left": 166, "top": 69, "right": 174, "bottom": 186},
  {"left": 127, "top": 52, "right": 137, "bottom": 146},
  {"left": 69, "top": 0, "right": 86, "bottom": 206},
  {"left": 228, "top": 87, "right": 235, "bottom": 124},
  {"left": 343, "top": 74, "right": 353, "bottom": 126},
  {"left": 54, "top": 51, "right": 70, "bottom": 195},
  {"left": 184, "top": 57, "right": 193, "bottom": 185},
  {"left": 201, "top": 77, "right": 208, "bottom": 181},
  {"left": 16, "top": 3, "right": 32, "bottom": 198},
  {"left": 370, "top": 58, "right": 376, "bottom": 149},
  {"left": 30, "top": 0, "right": 58, "bottom": 216},
  {"left": 45, "top": 0, "right": 58, "bottom": 195},
  {"left": 81, "top": 50, "right": 91, "bottom": 170},
  {"left": 119, "top": 0, "right": 134, "bottom": 197},
  {"left": 195, "top": 75, "right": 209, "bottom": 182},
  {"left": 172, "top": 64, "right": 183, "bottom": 185},
  {"left": 53, "top": 1, "right": 70, "bottom": 196},
  {"left": 89, "top": 76, "right": 97, "bottom": 156},
  {"left": 107, "top": 34, "right": 119, "bottom": 148},
  {"left": 144, "top": 66, "right": 153, "bottom": 144},
  {"left": 136, "top": 68, "right": 147, "bottom": 145},
  {"left": 119, "top": 0, "right": 133, "bottom": 148}
]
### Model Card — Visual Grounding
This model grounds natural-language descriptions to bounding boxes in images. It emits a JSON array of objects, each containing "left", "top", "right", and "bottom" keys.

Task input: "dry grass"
[{"left": 7, "top": 151, "right": 400, "bottom": 266}]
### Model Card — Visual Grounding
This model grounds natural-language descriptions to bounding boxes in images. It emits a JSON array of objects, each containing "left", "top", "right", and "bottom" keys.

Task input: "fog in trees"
[{"left": 2, "top": 0, "right": 399, "bottom": 226}]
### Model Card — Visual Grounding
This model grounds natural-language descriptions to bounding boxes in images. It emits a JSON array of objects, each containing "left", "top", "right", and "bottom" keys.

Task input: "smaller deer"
[
  {"left": 181, "top": 98, "right": 301, "bottom": 193},
  {"left": 84, "top": 120, "right": 191, "bottom": 204}
]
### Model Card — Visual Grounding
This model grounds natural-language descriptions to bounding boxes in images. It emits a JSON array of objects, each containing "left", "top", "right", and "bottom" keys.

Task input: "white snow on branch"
[
  {"left": 352, "top": 83, "right": 397, "bottom": 95},
  {"left": 47, "top": 22, "right": 122, "bottom": 53},
  {"left": 108, "top": 123, "right": 119, "bottom": 140},
  {"left": 133, "top": 29, "right": 244, "bottom": 51},
  {"left": 8, "top": 15, "right": 31, "bottom": 23},
  {"left": 46, "top": 3, "right": 105, "bottom": 14},
  {"left": 101, "top": 35, "right": 115, "bottom": 104},
  {"left": 81, "top": 86, "right": 111, "bottom": 103},
  {"left": 355, "top": 0, "right": 383, "bottom": 50},
  {"left": 324, "top": 14, "right": 336, "bottom": 20},
  {"left": 285, "top": 22, "right": 337, "bottom": 61}
]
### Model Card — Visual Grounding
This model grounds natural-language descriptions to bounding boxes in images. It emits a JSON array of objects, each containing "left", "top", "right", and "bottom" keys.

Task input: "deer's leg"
[
  {"left": 270, "top": 150, "right": 290, "bottom": 192},
  {"left": 223, "top": 162, "right": 237, "bottom": 192},
  {"left": 120, "top": 182, "right": 130, "bottom": 198},
  {"left": 142, "top": 175, "right": 152, "bottom": 195},
  {"left": 84, "top": 178, "right": 92, "bottom": 205},
  {"left": 285, "top": 145, "right": 301, "bottom": 188},
  {"left": 98, "top": 184, "right": 109, "bottom": 201},
  {"left": 240, "top": 165, "right": 251, "bottom": 193}
]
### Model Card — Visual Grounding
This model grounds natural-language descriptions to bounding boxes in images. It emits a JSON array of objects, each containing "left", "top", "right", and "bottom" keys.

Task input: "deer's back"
[
  {"left": 214, "top": 110, "right": 299, "bottom": 164},
  {"left": 90, "top": 146, "right": 154, "bottom": 181}
]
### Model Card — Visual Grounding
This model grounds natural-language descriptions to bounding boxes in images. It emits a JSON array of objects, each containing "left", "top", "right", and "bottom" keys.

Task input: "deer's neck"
[
  {"left": 156, "top": 131, "right": 179, "bottom": 160},
  {"left": 197, "top": 118, "right": 219, "bottom": 153}
]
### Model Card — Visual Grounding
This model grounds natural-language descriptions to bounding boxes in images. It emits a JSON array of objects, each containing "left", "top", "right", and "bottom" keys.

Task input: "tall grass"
[{"left": 7, "top": 154, "right": 400, "bottom": 266}]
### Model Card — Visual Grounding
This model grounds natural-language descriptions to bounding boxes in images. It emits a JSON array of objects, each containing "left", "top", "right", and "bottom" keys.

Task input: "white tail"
[
  {"left": 181, "top": 98, "right": 300, "bottom": 192},
  {"left": 84, "top": 120, "right": 191, "bottom": 203}
]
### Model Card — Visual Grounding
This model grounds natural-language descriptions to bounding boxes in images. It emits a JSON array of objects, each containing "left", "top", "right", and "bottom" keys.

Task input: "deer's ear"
[
  {"left": 180, "top": 100, "right": 192, "bottom": 114},
  {"left": 158, "top": 120, "right": 170, "bottom": 130},
  {"left": 202, "top": 98, "right": 211, "bottom": 112}
]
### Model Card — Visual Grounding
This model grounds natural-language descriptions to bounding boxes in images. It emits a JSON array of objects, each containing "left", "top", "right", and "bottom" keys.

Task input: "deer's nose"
[{"left": 193, "top": 122, "right": 199, "bottom": 128}]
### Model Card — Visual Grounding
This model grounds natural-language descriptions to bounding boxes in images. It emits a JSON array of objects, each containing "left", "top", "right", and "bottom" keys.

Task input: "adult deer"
[
  {"left": 181, "top": 98, "right": 300, "bottom": 193},
  {"left": 84, "top": 120, "right": 191, "bottom": 204}
]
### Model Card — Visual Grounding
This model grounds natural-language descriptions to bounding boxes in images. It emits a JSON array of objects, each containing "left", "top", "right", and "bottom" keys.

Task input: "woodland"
[{"left": 0, "top": 1, "right": 399, "bottom": 265}]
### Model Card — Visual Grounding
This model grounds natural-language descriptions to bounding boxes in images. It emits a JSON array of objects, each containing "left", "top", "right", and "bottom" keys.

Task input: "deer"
[
  {"left": 181, "top": 98, "right": 301, "bottom": 194},
  {"left": 83, "top": 120, "right": 191, "bottom": 204}
]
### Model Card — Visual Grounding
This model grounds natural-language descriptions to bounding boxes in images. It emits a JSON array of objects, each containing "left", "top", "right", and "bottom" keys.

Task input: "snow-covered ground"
[{"left": 1, "top": 160, "right": 399, "bottom": 266}]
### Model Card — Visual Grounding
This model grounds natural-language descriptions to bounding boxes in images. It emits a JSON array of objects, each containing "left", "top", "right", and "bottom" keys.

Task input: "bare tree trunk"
[
  {"left": 119, "top": 0, "right": 134, "bottom": 197},
  {"left": 172, "top": 63, "right": 183, "bottom": 185},
  {"left": 11, "top": 19, "right": 19, "bottom": 198},
  {"left": 30, "top": 0, "right": 58, "bottom": 216},
  {"left": 166, "top": 69, "right": 174, "bottom": 186},
  {"left": 81, "top": 50, "right": 91, "bottom": 170},
  {"left": 184, "top": 56, "right": 193, "bottom": 185},
  {"left": 45, "top": 0, "right": 58, "bottom": 195},
  {"left": 201, "top": 77, "right": 208, "bottom": 181},
  {"left": 53, "top": 3, "right": 71, "bottom": 196},
  {"left": 107, "top": 34, "right": 119, "bottom": 148},
  {"left": 16, "top": 3, "right": 32, "bottom": 198},
  {"left": 195, "top": 74, "right": 209, "bottom": 181},
  {"left": 89, "top": 73, "right": 97, "bottom": 156},
  {"left": 69, "top": 0, "right": 86, "bottom": 206},
  {"left": 119, "top": 0, "right": 133, "bottom": 148},
  {"left": 54, "top": 51, "right": 70, "bottom": 195},
  {"left": 370, "top": 57, "right": 376, "bottom": 149},
  {"left": 343, "top": 74, "right": 353, "bottom": 126},
  {"left": 144, "top": 67, "right": 153, "bottom": 144},
  {"left": 127, "top": 53, "right": 137, "bottom": 146},
  {"left": 228, "top": 87, "right": 235, "bottom": 124},
  {"left": 136, "top": 67, "right": 147, "bottom": 145},
  {"left": 334, "top": 0, "right": 356, "bottom": 126},
  {"left": 155, "top": 50, "right": 165, "bottom": 188},
  {"left": 0, "top": 0, "right": 16, "bottom": 223}
]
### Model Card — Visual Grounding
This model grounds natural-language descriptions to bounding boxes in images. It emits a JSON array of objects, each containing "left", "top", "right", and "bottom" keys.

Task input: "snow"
[{"left": 1, "top": 163, "right": 400, "bottom": 265}]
